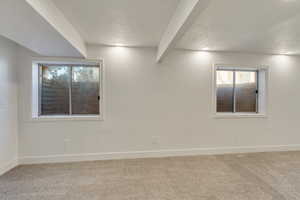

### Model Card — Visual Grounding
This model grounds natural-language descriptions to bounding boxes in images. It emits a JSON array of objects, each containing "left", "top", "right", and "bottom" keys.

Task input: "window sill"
[
  {"left": 214, "top": 113, "right": 267, "bottom": 119},
  {"left": 31, "top": 115, "right": 103, "bottom": 122}
]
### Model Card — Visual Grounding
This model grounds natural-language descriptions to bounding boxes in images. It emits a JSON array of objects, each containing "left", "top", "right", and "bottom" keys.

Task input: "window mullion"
[
  {"left": 233, "top": 70, "right": 236, "bottom": 113},
  {"left": 38, "top": 65, "right": 42, "bottom": 116},
  {"left": 69, "top": 66, "right": 73, "bottom": 115},
  {"left": 256, "top": 70, "right": 259, "bottom": 113}
]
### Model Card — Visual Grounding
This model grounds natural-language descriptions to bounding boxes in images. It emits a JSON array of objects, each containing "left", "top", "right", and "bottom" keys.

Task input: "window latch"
[
  {"left": 98, "top": 96, "right": 100, "bottom": 101},
  {"left": 256, "top": 90, "right": 258, "bottom": 94}
]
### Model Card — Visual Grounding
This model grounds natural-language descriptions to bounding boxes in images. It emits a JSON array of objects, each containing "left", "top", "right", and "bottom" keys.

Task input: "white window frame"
[
  {"left": 212, "top": 64, "right": 269, "bottom": 119},
  {"left": 31, "top": 58, "right": 104, "bottom": 121}
]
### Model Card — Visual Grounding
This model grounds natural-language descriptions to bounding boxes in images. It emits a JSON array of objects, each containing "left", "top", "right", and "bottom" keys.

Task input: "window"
[
  {"left": 214, "top": 65, "right": 268, "bottom": 117},
  {"left": 32, "top": 60, "right": 103, "bottom": 120}
]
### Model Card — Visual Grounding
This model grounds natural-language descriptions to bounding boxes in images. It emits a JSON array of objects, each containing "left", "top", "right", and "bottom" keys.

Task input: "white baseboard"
[
  {"left": 18, "top": 144, "right": 300, "bottom": 165},
  {"left": 0, "top": 159, "right": 18, "bottom": 176}
]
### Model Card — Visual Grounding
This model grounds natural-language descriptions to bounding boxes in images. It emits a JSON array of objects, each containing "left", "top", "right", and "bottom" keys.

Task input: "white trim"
[
  {"left": 0, "top": 159, "right": 18, "bottom": 176},
  {"left": 212, "top": 63, "right": 269, "bottom": 118},
  {"left": 19, "top": 144, "right": 300, "bottom": 165},
  {"left": 214, "top": 113, "right": 267, "bottom": 119},
  {"left": 31, "top": 57, "right": 104, "bottom": 122},
  {"left": 31, "top": 57, "right": 101, "bottom": 65},
  {"left": 31, "top": 115, "right": 103, "bottom": 122}
]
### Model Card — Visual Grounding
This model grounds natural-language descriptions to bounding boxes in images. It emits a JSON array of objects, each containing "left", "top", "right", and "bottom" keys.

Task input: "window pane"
[
  {"left": 235, "top": 71, "right": 257, "bottom": 113},
  {"left": 40, "top": 65, "right": 70, "bottom": 115},
  {"left": 216, "top": 70, "right": 234, "bottom": 112},
  {"left": 71, "top": 66, "right": 100, "bottom": 115}
]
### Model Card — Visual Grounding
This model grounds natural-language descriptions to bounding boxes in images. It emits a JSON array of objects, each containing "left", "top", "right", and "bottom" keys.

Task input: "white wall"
[
  {"left": 0, "top": 0, "right": 85, "bottom": 58},
  {"left": 0, "top": 36, "right": 19, "bottom": 174},
  {"left": 17, "top": 45, "right": 300, "bottom": 163},
  {"left": 25, "top": 0, "right": 87, "bottom": 57}
]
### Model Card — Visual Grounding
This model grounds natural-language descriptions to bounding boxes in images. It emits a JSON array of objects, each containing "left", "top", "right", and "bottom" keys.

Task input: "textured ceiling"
[
  {"left": 0, "top": 0, "right": 84, "bottom": 57},
  {"left": 177, "top": 0, "right": 300, "bottom": 55},
  {"left": 52, "top": 0, "right": 179, "bottom": 47},
  {"left": 52, "top": 0, "right": 300, "bottom": 55}
]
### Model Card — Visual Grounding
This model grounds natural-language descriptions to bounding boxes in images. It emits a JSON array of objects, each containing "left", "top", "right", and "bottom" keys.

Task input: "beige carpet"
[{"left": 1, "top": 151, "right": 300, "bottom": 200}]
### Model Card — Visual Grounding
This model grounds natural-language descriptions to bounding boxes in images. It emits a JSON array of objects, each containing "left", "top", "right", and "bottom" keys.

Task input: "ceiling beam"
[
  {"left": 156, "top": 0, "right": 211, "bottom": 62},
  {"left": 26, "top": 0, "right": 87, "bottom": 58}
]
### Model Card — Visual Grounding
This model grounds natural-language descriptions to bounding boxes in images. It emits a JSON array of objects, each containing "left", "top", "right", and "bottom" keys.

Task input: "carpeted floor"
[{"left": 1, "top": 151, "right": 300, "bottom": 200}]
